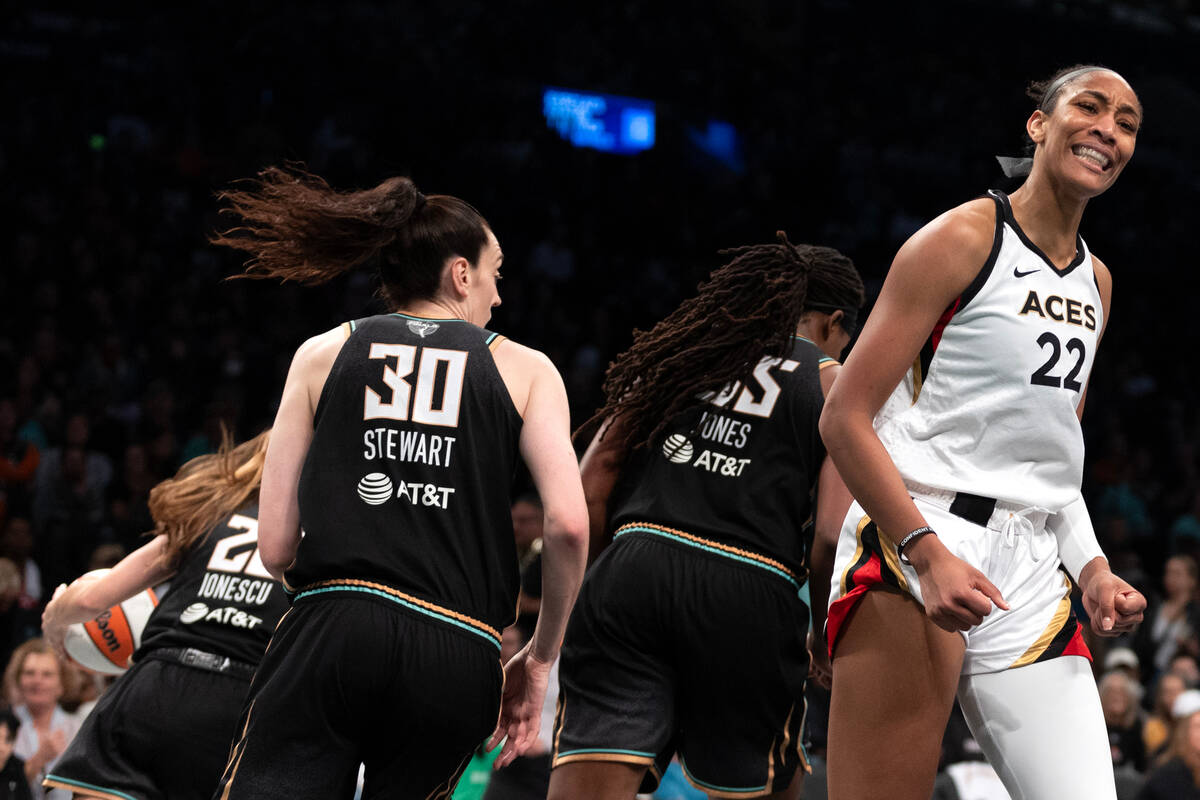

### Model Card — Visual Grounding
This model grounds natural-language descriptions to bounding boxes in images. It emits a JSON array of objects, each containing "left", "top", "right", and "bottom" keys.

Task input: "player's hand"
[
  {"left": 487, "top": 643, "right": 553, "bottom": 770},
  {"left": 907, "top": 536, "right": 1008, "bottom": 632},
  {"left": 808, "top": 629, "right": 833, "bottom": 690},
  {"left": 1080, "top": 564, "right": 1145, "bottom": 636}
]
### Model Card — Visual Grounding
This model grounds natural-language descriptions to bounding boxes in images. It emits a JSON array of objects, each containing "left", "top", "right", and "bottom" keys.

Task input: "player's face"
[
  {"left": 18, "top": 652, "right": 63, "bottom": 710},
  {"left": 468, "top": 228, "right": 503, "bottom": 326},
  {"left": 1029, "top": 71, "right": 1141, "bottom": 198}
]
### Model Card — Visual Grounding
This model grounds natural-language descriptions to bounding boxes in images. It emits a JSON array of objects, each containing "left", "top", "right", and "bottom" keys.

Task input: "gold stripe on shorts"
[{"left": 1009, "top": 575, "right": 1073, "bottom": 668}]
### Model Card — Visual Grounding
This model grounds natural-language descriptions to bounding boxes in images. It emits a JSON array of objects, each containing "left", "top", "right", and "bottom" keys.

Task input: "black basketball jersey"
[
  {"left": 288, "top": 313, "right": 524, "bottom": 635},
  {"left": 609, "top": 336, "right": 833, "bottom": 577},
  {"left": 137, "top": 502, "right": 290, "bottom": 665}
]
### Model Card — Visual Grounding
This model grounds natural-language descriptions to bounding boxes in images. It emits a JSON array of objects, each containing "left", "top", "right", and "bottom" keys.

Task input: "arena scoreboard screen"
[{"left": 542, "top": 86, "right": 656, "bottom": 155}]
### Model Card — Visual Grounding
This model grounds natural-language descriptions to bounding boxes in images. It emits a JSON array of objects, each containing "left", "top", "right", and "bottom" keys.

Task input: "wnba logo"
[
  {"left": 357, "top": 473, "right": 394, "bottom": 505},
  {"left": 662, "top": 434, "right": 694, "bottom": 464}
]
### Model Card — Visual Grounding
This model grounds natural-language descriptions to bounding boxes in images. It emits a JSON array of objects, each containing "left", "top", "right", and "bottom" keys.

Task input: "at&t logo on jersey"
[
  {"left": 357, "top": 473, "right": 394, "bottom": 505},
  {"left": 180, "top": 602, "right": 264, "bottom": 629},
  {"left": 355, "top": 473, "right": 456, "bottom": 509},
  {"left": 662, "top": 434, "right": 694, "bottom": 463},
  {"left": 180, "top": 603, "right": 209, "bottom": 624}
]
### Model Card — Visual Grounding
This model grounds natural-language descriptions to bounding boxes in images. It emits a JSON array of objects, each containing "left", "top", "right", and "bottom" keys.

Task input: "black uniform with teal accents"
[
  {"left": 136, "top": 502, "right": 290, "bottom": 665},
  {"left": 216, "top": 314, "right": 524, "bottom": 800},
  {"left": 45, "top": 504, "right": 290, "bottom": 800},
  {"left": 554, "top": 336, "right": 834, "bottom": 798}
]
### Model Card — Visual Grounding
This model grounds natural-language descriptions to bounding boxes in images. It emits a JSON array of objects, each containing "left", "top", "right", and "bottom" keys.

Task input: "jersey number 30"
[{"left": 364, "top": 344, "right": 468, "bottom": 427}]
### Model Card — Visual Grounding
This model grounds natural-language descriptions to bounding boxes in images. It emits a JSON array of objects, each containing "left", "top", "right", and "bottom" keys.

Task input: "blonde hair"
[
  {"left": 3, "top": 638, "right": 78, "bottom": 708},
  {"left": 147, "top": 429, "right": 270, "bottom": 568},
  {"left": 1165, "top": 709, "right": 1200, "bottom": 786}
]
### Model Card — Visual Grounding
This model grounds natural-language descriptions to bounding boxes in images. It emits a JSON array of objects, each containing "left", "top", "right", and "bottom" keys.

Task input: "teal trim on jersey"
[
  {"left": 294, "top": 585, "right": 501, "bottom": 650},
  {"left": 485, "top": 332, "right": 499, "bottom": 345},
  {"left": 45, "top": 775, "right": 139, "bottom": 800},
  {"left": 390, "top": 312, "right": 461, "bottom": 323},
  {"left": 556, "top": 748, "right": 657, "bottom": 759},
  {"left": 614, "top": 526, "right": 800, "bottom": 593},
  {"left": 793, "top": 335, "right": 835, "bottom": 365},
  {"left": 679, "top": 759, "right": 768, "bottom": 794},
  {"left": 349, "top": 319, "right": 358, "bottom": 332}
]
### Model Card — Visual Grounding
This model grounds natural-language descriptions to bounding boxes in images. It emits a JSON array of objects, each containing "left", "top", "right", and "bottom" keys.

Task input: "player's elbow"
[
  {"left": 542, "top": 508, "right": 589, "bottom": 558},
  {"left": 258, "top": 535, "right": 297, "bottom": 580},
  {"left": 818, "top": 395, "right": 847, "bottom": 449}
]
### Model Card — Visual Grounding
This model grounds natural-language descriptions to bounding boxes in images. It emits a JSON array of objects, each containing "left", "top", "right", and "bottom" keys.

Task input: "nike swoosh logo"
[{"left": 1013, "top": 267, "right": 1040, "bottom": 278}]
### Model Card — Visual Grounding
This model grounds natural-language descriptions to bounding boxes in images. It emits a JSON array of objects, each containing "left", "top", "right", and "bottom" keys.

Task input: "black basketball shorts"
[
  {"left": 45, "top": 656, "right": 252, "bottom": 800},
  {"left": 552, "top": 527, "right": 811, "bottom": 798},
  {"left": 215, "top": 588, "right": 503, "bottom": 800}
]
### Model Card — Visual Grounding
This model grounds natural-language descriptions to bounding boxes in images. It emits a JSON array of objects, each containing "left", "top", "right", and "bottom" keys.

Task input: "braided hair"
[{"left": 584, "top": 233, "right": 861, "bottom": 465}]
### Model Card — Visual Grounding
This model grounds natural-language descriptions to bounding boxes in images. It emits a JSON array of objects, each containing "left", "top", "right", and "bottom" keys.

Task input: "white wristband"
[{"left": 1048, "top": 493, "right": 1105, "bottom": 582}]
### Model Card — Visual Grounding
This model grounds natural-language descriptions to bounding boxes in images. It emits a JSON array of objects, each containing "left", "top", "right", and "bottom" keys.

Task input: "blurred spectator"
[
  {"left": 1145, "top": 672, "right": 1188, "bottom": 763},
  {"left": 29, "top": 447, "right": 104, "bottom": 591},
  {"left": 1107, "top": 647, "right": 1144, "bottom": 686},
  {"left": 0, "top": 400, "right": 39, "bottom": 532},
  {"left": 0, "top": 559, "right": 30, "bottom": 674},
  {"left": 85, "top": 543, "right": 126, "bottom": 572},
  {"left": 1171, "top": 654, "right": 1200, "bottom": 688},
  {"left": 1171, "top": 494, "right": 1200, "bottom": 556},
  {"left": 1134, "top": 555, "right": 1200, "bottom": 682},
  {"left": 2, "top": 640, "right": 80, "bottom": 800},
  {"left": 0, "top": 708, "right": 33, "bottom": 800},
  {"left": 1136, "top": 690, "right": 1200, "bottom": 799},
  {"left": 1100, "top": 669, "right": 1148, "bottom": 773},
  {"left": 0, "top": 520, "right": 40, "bottom": 611}
]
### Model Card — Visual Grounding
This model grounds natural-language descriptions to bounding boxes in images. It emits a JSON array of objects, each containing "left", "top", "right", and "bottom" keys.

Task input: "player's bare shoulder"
[
  {"left": 291, "top": 324, "right": 352, "bottom": 409},
  {"left": 883, "top": 196, "right": 997, "bottom": 306},
  {"left": 917, "top": 197, "right": 997, "bottom": 261},
  {"left": 489, "top": 337, "right": 563, "bottom": 418}
]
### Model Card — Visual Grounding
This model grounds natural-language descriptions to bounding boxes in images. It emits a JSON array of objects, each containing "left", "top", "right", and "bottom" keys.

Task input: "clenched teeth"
[{"left": 1072, "top": 145, "right": 1111, "bottom": 169}]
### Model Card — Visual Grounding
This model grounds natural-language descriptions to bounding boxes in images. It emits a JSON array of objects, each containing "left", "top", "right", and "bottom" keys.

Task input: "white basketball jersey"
[{"left": 876, "top": 191, "right": 1103, "bottom": 512}]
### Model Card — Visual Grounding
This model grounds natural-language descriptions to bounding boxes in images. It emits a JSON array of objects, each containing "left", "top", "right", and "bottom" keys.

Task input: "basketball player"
[
  {"left": 40, "top": 430, "right": 289, "bottom": 800},
  {"left": 207, "top": 167, "right": 588, "bottom": 799},
  {"left": 819, "top": 66, "right": 1148, "bottom": 800},
  {"left": 547, "top": 235, "right": 864, "bottom": 800}
]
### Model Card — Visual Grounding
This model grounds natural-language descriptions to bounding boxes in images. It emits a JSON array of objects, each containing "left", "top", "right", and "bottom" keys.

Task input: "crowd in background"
[{"left": 2, "top": 1, "right": 1200, "bottom": 798}]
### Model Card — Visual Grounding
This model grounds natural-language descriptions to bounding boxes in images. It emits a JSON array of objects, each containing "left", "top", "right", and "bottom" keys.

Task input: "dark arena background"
[{"left": 2, "top": 2, "right": 1198, "bottom": 798}]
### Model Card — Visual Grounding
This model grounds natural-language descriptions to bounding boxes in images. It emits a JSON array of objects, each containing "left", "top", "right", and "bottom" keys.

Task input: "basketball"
[{"left": 62, "top": 570, "right": 160, "bottom": 676}]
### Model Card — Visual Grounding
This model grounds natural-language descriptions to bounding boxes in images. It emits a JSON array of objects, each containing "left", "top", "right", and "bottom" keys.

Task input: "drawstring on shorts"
[{"left": 1000, "top": 506, "right": 1051, "bottom": 561}]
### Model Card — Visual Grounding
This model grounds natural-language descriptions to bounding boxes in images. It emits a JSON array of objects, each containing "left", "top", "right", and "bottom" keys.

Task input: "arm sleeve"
[{"left": 1047, "top": 492, "right": 1106, "bottom": 582}]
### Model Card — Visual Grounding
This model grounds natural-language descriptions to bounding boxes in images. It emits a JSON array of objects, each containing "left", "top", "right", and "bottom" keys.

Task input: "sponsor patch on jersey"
[
  {"left": 180, "top": 602, "right": 209, "bottom": 624},
  {"left": 407, "top": 320, "right": 440, "bottom": 338},
  {"left": 357, "top": 472, "right": 394, "bottom": 505},
  {"left": 200, "top": 606, "right": 265, "bottom": 629},
  {"left": 662, "top": 434, "right": 695, "bottom": 464}
]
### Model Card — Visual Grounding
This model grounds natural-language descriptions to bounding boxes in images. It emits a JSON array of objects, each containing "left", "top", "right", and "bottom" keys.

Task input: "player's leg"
[
  {"left": 671, "top": 548, "right": 811, "bottom": 800},
  {"left": 826, "top": 589, "right": 965, "bottom": 800},
  {"left": 547, "top": 534, "right": 678, "bottom": 800},
  {"left": 546, "top": 762, "right": 645, "bottom": 800},
  {"left": 957, "top": 655, "right": 1116, "bottom": 800}
]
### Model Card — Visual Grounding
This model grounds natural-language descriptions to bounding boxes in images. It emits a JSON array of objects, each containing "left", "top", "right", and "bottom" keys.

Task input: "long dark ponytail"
[{"left": 212, "top": 164, "right": 490, "bottom": 307}]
